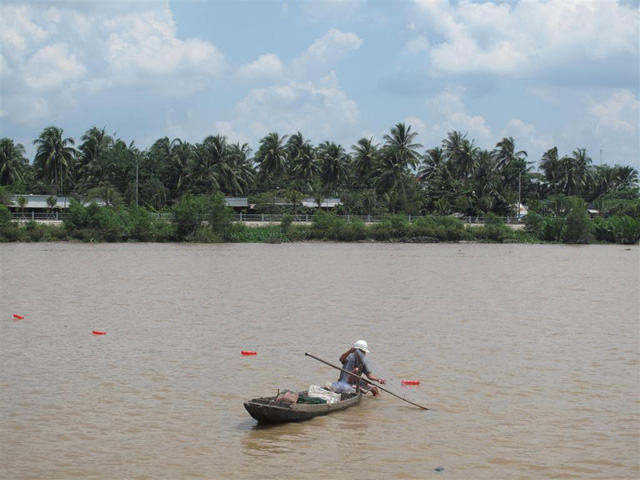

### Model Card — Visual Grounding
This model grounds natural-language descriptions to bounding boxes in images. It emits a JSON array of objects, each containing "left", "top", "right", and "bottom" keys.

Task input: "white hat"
[{"left": 354, "top": 340, "right": 369, "bottom": 353}]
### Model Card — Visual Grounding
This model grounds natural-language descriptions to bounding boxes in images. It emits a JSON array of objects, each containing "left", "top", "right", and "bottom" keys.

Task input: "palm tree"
[
  {"left": 286, "top": 132, "right": 308, "bottom": 165},
  {"left": 561, "top": 148, "right": 593, "bottom": 196},
  {"left": 0, "top": 139, "right": 29, "bottom": 185},
  {"left": 383, "top": 123, "right": 423, "bottom": 170},
  {"left": 318, "top": 141, "right": 349, "bottom": 192},
  {"left": 374, "top": 152, "right": 413, "bottom": 197},
  {"left": 78, "top": 129, "right": 118, "bottom": 193},
  {"left": 76, "top": 127, "right": 112, "bottom": 181},
  {"left": 351, "top": 137, "right": 379, "bottom": 180},
  {"left": 418, "top": 147, "right": 448, "bottom": 182},
  {"left": 494, "top": 137, "right": 527, "bottom": 171},
  {"left": 16, "top": 195, "right": 27, "bottom": 218},
  {"left": 33, "top": 126, "right": 76, "bottom": 196},
  {"left": 611, "top": 165, "right": 639, "bottom": 190},
  {"left": 46, "top": 195, "right": 57, "bottom": 218},
  {"left": 290, "top": 142, "right": 320, "bottom": 191},
  {"left": 473, "top": 149, "right": 500, "bottom": 213},
  {"left": 442, "top": 131, "right": 478, "bottom": 180},
  {"left": 190, "top": 135, "right": 228, "bottom": 193},
  {"left": 164, "top": 139, "right": 193, "bottom": 198},
  {"left": 255, "top": 132, "right": 289, "bottom": 184},
  {"left": 539, "top": 147, "right": 562, "bottom": 194},
  {"left": 227, "top": 142, "right": 256, "bottom": 195}
]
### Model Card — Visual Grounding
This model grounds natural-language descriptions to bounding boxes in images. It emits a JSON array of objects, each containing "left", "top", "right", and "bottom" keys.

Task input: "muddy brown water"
[{"left": 1, "top": 243, "right": 638, "bottom": 479}]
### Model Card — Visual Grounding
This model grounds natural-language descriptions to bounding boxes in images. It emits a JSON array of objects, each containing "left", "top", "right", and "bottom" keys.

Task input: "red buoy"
[
  {"left": 241, "top": 351, "right": 257, "bottom": 356},
  {"left": 92, "top": 331, "right": 107, "bottom": 335},
  {"left": 13, "top": 314, "right": 24, "bottom": 320},
  {"left": 402, "top": 380, "right": 420, "bottom": 385}
]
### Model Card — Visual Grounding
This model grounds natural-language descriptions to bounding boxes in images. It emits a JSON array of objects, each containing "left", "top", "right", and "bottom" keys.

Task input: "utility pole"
[
  {"left": 518, "top": 170, "right": 522, "bottom": 220},
  {"left": 600, "top": 149, "right": 603, "bottom": 166},
  {"left": 135, "top": 159, "right": 139, "bottom": 207}
]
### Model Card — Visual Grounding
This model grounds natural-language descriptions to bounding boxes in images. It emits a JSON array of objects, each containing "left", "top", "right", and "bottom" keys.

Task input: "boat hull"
[{"left": 244, "top": 391, "right": 362, "bottom": 424}]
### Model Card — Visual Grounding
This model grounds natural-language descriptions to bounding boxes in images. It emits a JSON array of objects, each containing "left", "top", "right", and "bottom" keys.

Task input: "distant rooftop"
[{"left": 8, "top": 194, "right": 104, "bottom": 209}]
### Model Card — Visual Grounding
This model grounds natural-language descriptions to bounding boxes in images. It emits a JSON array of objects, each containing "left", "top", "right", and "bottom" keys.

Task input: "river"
[{"left": 1, "top": 243, "right": 638, "bottom": 479}]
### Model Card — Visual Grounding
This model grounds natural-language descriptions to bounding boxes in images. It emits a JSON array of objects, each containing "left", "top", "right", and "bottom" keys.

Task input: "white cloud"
[
  {"left": 100, "top": 6, "right": 225, "bottom": 93},
  {"left": 424, "top": 91, "right": 492, "bottom": 146},
  {"left": 500, "top": 119, "right": 554, "bottom": 156},
  {"left": 405, "top": 35, "right": 430, "bottom": 54},
  {"left": 237, "top": 54, "right": 283, "bottom": 82},
  {"left": 24, "top": 43, "right": 87, "bottom": 91},
  {"left": 230, "top": 74, "right": 359, "bottom": 144},
  {"left": 412, "top": 0, "right": 639, "bottom": 78},
  {"left": 403, "top": 116, "right": 428, "bottom": 138},
  {"left": 1, "top": 95, "right": 51, "bottom": 124},
  {"left": 302, "top": 0, "right": 365, "bottom": 22},
  {"left": 586, "top": 90, "right": 639, "bottom": 136},
  {"left": 218, "top": 29, "right": 362, "bottom": 147},
  {"left": 0, "top": 1, "right": 227, "bottom": 125},
  {"left": 292, "top": 28, "right": 363, "bottom": 78}
]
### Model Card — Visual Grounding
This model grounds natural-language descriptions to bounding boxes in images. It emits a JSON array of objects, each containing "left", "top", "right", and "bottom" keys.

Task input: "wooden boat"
[{"left": 244, "top": 390, "right": 363, "bottom": 424}]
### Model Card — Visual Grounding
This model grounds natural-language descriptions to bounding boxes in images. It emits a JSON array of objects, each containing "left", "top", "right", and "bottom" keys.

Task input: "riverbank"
[{"left": 1, "top": 213, "right": 637, "bottom": 245}]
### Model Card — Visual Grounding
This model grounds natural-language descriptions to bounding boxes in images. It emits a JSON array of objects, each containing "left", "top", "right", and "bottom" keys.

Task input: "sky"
[{"left": 1, "top": 0, "right": 639, "bottom": 169}]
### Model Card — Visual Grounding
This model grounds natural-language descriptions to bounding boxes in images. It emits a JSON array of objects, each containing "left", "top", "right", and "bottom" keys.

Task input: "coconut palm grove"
[{"left": 1, "top": 123, "right": 639, "bottom": 244}]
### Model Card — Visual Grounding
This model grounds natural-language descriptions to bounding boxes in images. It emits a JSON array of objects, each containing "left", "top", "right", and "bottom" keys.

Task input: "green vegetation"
[{"left": 1, "top": 123, "right": 638, "bottom": 244}]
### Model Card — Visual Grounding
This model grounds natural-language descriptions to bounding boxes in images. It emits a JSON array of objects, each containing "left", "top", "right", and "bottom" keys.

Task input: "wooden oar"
[{"left": 305, "top": 352, "right": 429, "bottom": 410}]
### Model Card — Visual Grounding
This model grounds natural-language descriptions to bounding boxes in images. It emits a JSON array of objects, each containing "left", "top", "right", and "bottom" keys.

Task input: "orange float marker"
[
  {"left": 13, "top": 314, "right": 25, "bottom": 320},
  {"left": 402, "top": 380, "right": 420, "bottom": 385},
  {"left": 92, "top": 331, "right": 107, "bottom": 335},
  {"left": 241, "top": 351, "right": 257, "bottom": 356}
]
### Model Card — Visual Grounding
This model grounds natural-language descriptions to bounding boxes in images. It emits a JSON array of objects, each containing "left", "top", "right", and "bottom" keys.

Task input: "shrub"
[
  {"left": 123, "top": 207, "right": 154, "bottom": 242},
  {"left": 337, "top": 218, "right": 367, "bottom": 242},
  {"left": 523, "top": 213, "right": 544, "bottom": 236},
  {"left": 0, "top": 205, "right": 12, "bottom": 228},
  {"left": 171, "top": 195, "right": 206, "bottom": 240},
  {"left": 540, "top": 217, "right": 565, "bottom": 242},
  {"left": 413, "top": 215, "right": 466, "bottom": 242},
  {"left": 24, "top": 220, "right": 44, "bottom": 242},
  {"left": 205, "top": 192, "right": 234, "bottom": 240},
  {"left": 470, "top": 213, "right": 515, "bottom": 243},
  {"left": 280, "top": 213, "right": 293, "bottom": 235},
  {"left": 379, "top": 214, "right": 410, "bottom": 237},
  {"left": 367, "top": 224, "right": 391, "bottom": 241},
  {"left": 310, "top": 211, "right": 345, "bottom": 240},
  {"left": 595, "top": 215, "right": 640, "bottom": 244},
  {"left": 562, "top": 205, "right": 593, "bottom": 244},
  {"left": 63, "top": 199, "right": 88, "bottom": 232}
]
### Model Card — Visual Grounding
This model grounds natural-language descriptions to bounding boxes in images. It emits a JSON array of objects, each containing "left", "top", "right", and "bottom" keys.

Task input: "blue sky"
[{"left": 1, "top": 0, "right": 639, "bottom": 169}]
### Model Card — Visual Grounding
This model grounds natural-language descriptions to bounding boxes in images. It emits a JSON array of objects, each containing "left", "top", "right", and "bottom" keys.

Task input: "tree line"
[{"left": 1, "top": 123, "right": 638, "bottom": 218}]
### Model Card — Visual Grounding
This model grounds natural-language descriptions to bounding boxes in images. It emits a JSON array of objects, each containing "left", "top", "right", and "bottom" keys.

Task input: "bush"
[
  {"left": 539, "top": 217, "right": 565, "bottom": 242},
  {"left": 412, "top": 215, "right": 466, "bottom": 242},
  {"left": 337, "top": 218, "right": 367, "bottom": 242},
  {"left": 562, "top": 205, "right": 593, "bottom": 244},
  {"left": 310, "top": 211, "right": 345, "bottom": 240},
  {"left": 379, "top": 214, "right": 410, "bottom": 237},
  {"left": 0, "top": 205, "right": 12, "bottom": 228},
  {"left": 0, "top": 207, "right": 23, "bottom": 242},
  {"left": 205, "top": 192, "right": 235, "bottom": 240},
  {"left": 171, "top": 195, "right": 206, "bottom": 240},
  {"left": 122, "top": 207, "right": 154, "bottom": 242},
  {"left": 595, "top": 215, "right": 640, "bottom": 244},
  {"left": 280, "top": 213, "right": 293, "bottom": 235},
  {"left": 63, "top": 199, "right": 89, "bottom": 231},
  {"left": 523, "top": 213, "right": 544, "bottom": 236},
  {"left": 285, "top": 224, "right": 310, "bottom": 241},
  {"left": 185, "top": 228, "right": 223, "bottom": 243},
  {"left": 24, "top": 220, "right": 44, "bottom": 242},
  {"left": 470, "top": 213, "right": 515, "bottom": 243}
]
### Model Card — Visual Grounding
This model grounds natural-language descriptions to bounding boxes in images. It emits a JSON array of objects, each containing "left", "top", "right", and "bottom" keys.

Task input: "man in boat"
[{"left": 331, "top": 340, "right": 386, "bottom": 397}]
